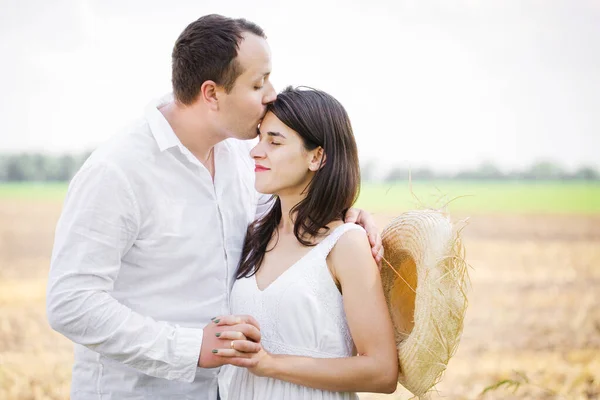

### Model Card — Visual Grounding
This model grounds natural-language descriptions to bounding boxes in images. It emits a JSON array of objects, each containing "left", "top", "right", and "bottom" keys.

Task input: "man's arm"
[
  {"left": 255, "top": 192, "right": 275, "bottom": 220},
  {"left": 47, "top": 162, "right": 203, "bottom": 382}
]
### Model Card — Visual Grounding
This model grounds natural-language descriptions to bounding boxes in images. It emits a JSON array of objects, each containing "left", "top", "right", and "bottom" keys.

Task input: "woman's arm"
[
  {"left": 216, "top": 229, "right": 398, "bottom": 393},
  {"left": 344, "top": 208, "right": 384, "bottom": 265}
]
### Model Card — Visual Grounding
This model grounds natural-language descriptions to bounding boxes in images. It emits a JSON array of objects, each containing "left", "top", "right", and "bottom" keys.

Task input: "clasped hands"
[{"left": 198, "top": 314, "right": 266, "bottom": 369}]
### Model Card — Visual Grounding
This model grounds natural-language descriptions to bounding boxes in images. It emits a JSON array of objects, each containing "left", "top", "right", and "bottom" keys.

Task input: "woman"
[{"left": 214, "top": 86, "right": 398, "bottom": 399}]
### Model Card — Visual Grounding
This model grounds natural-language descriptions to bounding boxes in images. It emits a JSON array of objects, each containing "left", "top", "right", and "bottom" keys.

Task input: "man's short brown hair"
[{"left": 171, "top": 14, "right": 266, "bottom": 105}]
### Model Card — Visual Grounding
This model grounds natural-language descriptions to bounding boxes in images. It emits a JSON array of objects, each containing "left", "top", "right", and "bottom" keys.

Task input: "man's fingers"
[
  {"left": 368, "top": 232, "right": 376, "bottom": 247},
  {"left": 343, "top": 207, "right": 359, "bottom": 224},
  {"left": 369, "top": 231, "right": 381, "bottom": 247},
  {"left": 370, "top": 233, "right": 383, "bottom": 261},
  {"left": 372, "top": 242, "right": 383, "bottom": 260}
]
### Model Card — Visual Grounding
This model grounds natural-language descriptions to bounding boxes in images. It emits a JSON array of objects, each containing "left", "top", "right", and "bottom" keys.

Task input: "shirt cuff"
[{"left": 166, "top": 327, "right": 204, "bottom": 382}]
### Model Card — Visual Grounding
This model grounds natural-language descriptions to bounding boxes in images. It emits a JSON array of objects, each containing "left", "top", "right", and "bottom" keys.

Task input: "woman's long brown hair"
[{"left": 236, "top": 86, "right": 360, "bottom": 279}]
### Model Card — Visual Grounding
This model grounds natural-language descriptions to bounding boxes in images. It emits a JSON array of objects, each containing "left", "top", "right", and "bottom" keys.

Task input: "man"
[{"left": 47, "top": 14, "right": 382, "bottom": 399}]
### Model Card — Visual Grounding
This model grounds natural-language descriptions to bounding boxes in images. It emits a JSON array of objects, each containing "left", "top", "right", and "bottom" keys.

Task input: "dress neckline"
[{"left": 253, "top": 223, "right": 350, "bottom": 293}]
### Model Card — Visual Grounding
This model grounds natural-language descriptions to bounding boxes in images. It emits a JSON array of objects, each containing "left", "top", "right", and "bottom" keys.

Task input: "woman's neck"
[
  {"left": 278, "top": 193, "right": 304, "bottom": 234},
  {"left": 277, "top": 193, "right": 343, "bottom": 241}
]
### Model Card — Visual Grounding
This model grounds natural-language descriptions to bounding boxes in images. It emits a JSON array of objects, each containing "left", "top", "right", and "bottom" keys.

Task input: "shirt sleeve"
[
  {"left": 255, "top": 192, "right": 275, "bottom": 220},
  {"left": 46, "top": 161, "right": 203, "bottom": 382}
]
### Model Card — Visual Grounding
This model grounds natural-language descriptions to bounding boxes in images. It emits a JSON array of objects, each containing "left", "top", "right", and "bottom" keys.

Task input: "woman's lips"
[{"left": 255, "top": 165, "right": 270, "bottom": 172}]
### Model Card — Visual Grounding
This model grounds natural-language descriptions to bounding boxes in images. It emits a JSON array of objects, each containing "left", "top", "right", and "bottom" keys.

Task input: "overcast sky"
[{"left": 1, "top": 0, "right": 598, "bottom": 172}]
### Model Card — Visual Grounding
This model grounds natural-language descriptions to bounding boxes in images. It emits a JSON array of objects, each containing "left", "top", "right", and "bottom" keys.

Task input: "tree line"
[
  {"left": 0, "top": 152, "right": 92, "bottom": 182},
  {"left": 359, "top": 160, "right": 598, "bottom": 182},
  {"left": 0, "top": 152, "right": 598, "bottom": 182}
]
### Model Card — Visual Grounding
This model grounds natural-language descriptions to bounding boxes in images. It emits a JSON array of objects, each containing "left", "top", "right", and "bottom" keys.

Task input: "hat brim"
[{"left": 381, "top": 210, "right": 470, "bottom": 397}]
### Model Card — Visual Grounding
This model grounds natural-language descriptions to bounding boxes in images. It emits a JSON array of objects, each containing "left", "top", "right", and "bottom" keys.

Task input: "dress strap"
[{"left": 318, "top": 223, "right": 366, "bottom": 258}]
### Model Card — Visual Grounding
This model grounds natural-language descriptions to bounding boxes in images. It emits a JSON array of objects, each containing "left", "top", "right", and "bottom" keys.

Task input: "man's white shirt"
[{"left": 47, "top": 94, "right": 271, "bottom": 399}]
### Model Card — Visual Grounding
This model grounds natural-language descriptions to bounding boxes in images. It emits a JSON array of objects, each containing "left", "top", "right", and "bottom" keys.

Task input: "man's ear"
[
  {"left": 199, "top": 80, "right": 221, "bottom": 111},
  {"left": 308, "top": 147, "right": 326, "bottom": 172}
]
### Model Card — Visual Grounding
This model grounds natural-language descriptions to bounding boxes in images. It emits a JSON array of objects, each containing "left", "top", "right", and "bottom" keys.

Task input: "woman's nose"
[{"left": 250, "top": 143, "right": 265, "bottom": 159}]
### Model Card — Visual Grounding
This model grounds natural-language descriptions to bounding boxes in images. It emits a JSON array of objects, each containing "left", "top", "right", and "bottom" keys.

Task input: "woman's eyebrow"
[{"left": 267, "top": 131, "right": 286, "bottom": 139}]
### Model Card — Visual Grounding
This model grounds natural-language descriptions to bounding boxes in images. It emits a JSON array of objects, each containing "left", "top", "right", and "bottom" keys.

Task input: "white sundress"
[{"left": 226, "top": 223, "right": 365, "bottom": 400}]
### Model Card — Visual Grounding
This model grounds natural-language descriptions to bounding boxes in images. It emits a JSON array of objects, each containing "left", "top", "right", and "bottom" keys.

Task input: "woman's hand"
[
  {"left": 198, "top": 315, "right": 262, "bottom": 368},
  {"left": 212, "top": 335, "right": 275, "bottom": 376},
  {"left": 247, "top": 347, "right": 275, "bottom": 377}
]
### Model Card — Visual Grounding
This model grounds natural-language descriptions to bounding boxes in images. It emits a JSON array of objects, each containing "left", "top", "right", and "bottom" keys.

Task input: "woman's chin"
[{"left": 255, "top": 183, "right": 275, "bottom": 195}]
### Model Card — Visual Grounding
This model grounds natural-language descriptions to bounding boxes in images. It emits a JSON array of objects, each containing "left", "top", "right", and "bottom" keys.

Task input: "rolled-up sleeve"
[{"left": 46, "top": 161, "right": 203, "bottom": 382}]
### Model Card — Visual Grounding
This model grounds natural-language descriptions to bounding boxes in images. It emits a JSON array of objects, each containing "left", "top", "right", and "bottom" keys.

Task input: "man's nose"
[{"left": 264, "top": 83, "right": 277, "bottom": 104}]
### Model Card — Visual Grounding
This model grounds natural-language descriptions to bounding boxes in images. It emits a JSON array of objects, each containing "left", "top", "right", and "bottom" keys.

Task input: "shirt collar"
[{"left": 144, "top": 93, "right": 184, "bottom": 153}]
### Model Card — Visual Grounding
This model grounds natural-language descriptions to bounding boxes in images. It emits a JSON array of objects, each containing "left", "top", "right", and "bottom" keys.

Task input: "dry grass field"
[{"left": 1, "top": 197, "right": 599, "bottom": 399}]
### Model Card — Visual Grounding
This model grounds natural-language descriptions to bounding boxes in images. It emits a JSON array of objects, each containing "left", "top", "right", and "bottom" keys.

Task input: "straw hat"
[{"left": 380, "top": 209, "right": 470, "bottom": 397}]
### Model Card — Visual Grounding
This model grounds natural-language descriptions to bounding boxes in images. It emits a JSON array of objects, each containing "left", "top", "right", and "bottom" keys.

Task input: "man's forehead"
[{"left": 236, "top": 33, "right": 271, "bottom": 75}]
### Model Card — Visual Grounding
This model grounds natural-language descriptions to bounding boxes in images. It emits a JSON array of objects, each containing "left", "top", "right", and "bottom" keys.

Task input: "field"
[
  {"left": 356, "top": 181, "right": 600, "bottom": 214},
  {"left": 1, "top": 182, "right": 599, "bottom": 399}
]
